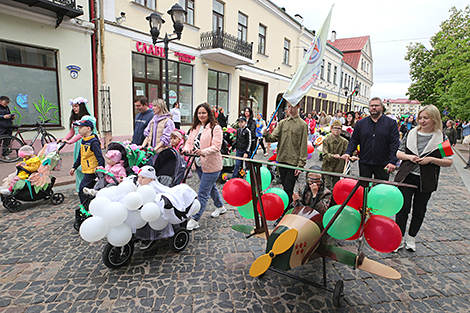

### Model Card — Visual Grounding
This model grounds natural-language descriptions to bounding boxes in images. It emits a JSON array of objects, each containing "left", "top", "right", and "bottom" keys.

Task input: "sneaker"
[
  {"left": 393, "top": 238, "right": 405, "bottom": 253},
  {"left": 464, "top": 165, "right": 470, "bottom": 169},
  {"left": 139, "top": 240, "right": 154, "bottom": 250},
  {"left": 405, "top": 234, "right": 416, "bottom": 252},
  {"left": 3, "top": 155, "right": 11, "bottom": 160},
  {"left": 0, "top": 187, "right": 11, "bottom": 196},
  {"left": 83, "top": 187, "right": 97, "bottom": 197},
  {"left": 211, "top": 206, "right": 227, "bottom": 218},
  {"left": 186, "top": 218, "right": 200, "bottom": 231},
  {"left": 264, "top": 153, "right": 268, "bottom": 156}
]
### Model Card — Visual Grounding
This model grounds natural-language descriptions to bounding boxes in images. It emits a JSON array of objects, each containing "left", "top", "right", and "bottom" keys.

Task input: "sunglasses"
[{"left": 307, "top": 178, "right": 322, "bottom": 185}]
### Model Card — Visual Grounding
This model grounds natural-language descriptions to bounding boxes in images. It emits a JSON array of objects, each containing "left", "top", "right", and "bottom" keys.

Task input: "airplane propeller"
[{"left": 249, "top": 228, "right": 298, "bottom": 277}]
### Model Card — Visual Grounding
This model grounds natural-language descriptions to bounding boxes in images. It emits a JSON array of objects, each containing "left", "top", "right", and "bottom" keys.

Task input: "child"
[
  {"left": 255, "top": 113, "right": 267, "bottom": 156},
  {"left": 137, "top": 165, "right": 169, "bottom": 194},
  {"left": 232, "top": 117, "right": 251, "bottom": 178},
  {"left": 169, "top": 129, "right": 192, "bottom": 178},
  {"left": 0, "top": 145, "right": 41, "bottom": 195},
  {"left": 321, "top": 120, "right": 349, "bottom": 191},
  {"left": 292, "top": 166, "right": 332, "bottom": 215}
]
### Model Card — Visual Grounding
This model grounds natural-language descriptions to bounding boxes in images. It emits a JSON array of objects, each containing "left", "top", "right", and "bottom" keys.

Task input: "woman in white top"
[{"left": 170, "top": 102, "right": 181, "bottom": 129}]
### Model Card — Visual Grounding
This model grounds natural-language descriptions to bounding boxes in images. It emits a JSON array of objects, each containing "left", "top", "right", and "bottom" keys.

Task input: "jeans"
[
  {"left": 359, "top": 163, "right": 390, "bottom": 180},
  {"left": 232, "top": 149, "right": 247, "bottom": 178},
  {"left": 193, "top": 166, "right": 223, "bottom": 221},
  {"left": 79, "top": 173, "right": 96, "bottom": 205},
  {"left": 0, "top": 127, "right": 12, "bottom": 156}
]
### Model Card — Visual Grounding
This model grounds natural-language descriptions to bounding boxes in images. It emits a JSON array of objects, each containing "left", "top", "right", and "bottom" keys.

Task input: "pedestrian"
[
  {"left": 243, "top": 107, "right": 257, "bottom": 156},
  {"left": 255, "top": 113, "right": 267, "bottom": 155},
  {"left": 321, "top": 120, "right": 349, "bottom": 191},
  {"left": 329, "top": 110, "right": 345, "bottom": 126},
  {"left": 132, "top": 96, "right": 154, "bottom": 145},
  {"left": 305, "top": 113, "right": 316, "bottom": 142},
  {"left": 217, "top": 107, "right": 229, "bottom": 128},
  {"left": 311, "top": 110, "right": 319, "bottom": 122},
  {"left": 341, "top": 97, "right": 400, "bottom": 180},
  {"left": 182, "top": 102, "right": 226, "bottom": 230},
  {"left": 170, "top": 102, "right": 181, "bottom": 129},
  {"left": 318, "top": 111, "right": 328, "bottom": 127},
  {"left": 444, "top": 120, "right": 457, "bottom": 146},
  {"left": 341, "top": 111, "right": 355, "bottom": 141},
  {"left": 399, "top": 115, "right": 417, "bottom": 137},
  {"left": 0, "top": 96, "right": 15, "bottom": 160},
  {"left": 232, "top": 117, "right": 251, "bottom": 178},
  {"left": 265, "top": 112, "right": 278, "bottom": 155},
  {"left": 355, "top": 111, "right": 362, "bottom": 122},
  {"left": 393, "top": 104, "right": 453, "bottom": 252},
  {"left": 263, "top": 101, "right": 308, "bottom": 205}
]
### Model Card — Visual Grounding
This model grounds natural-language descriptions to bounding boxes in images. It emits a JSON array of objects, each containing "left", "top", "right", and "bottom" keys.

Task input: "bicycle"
[{"left": 0, "top": 119, "right": 56, "bottom": 163}]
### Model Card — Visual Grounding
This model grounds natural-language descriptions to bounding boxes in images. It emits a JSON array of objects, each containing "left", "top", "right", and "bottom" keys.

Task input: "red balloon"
[
  {"left": 332, "top": 178, "right": 364, "bottom": 209},
  {"left": 307, "top": 144, "right": 314, "bottom": 154},
  {"left": 222, "top": 178, "right": 252, "bottom": 207},
  {"left": 346, "top": 220, "right": 363, "bottom": 241},
  {"left": 257, "top": 193, "right": 284, "bottom": 221},
  {"left": 364, "top": 215, "right": 402, "bottom": 253}
]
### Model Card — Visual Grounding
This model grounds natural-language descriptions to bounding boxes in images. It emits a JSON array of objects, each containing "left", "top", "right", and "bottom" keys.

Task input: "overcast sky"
[{"left": 273, "top": 0, "right": 469, "bottom": 100}]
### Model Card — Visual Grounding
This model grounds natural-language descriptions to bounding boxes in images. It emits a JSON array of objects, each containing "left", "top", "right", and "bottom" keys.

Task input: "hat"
[
  {"left": 138, "top": 165, "right": 156, "bottom": 180},
  {"left": 73, "top": 119, "right": 94, "bottom": 130},
  {"left": 106, "top": 150, "right": 122, "bottom": 163},
  {"left": 237, "top": 117, "right": 247, "bottom": 122},
  {"left": 331, "top": 120, "right": 342, "bottom": 128},
  {"left": 170, "top": 129, "right": 183, "bottom": 141},
  {"left": 19, "top": 145, "right": 34, "bottom": 158}
]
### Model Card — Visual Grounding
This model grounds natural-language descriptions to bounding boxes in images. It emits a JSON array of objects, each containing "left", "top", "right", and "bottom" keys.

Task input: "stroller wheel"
[
  {"left": 73, "top": 219, "right": 82, "bottom": 231},
  {"left": 3, "top": 198, "right": 22, "bottom": 213},
  {"left": 102, "top": 242, "right": 134, "bottom": 269},
  {"left": 169, "top": 228, "right": 190, "bottom": 253},
  {"left": 50, "top": 193, "right": 65, "bottom": 205}
]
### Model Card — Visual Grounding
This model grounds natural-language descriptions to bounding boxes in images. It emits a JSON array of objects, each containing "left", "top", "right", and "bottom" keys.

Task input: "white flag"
[{"left": 283, "top": 6, "right": 333, "bottom": 106}]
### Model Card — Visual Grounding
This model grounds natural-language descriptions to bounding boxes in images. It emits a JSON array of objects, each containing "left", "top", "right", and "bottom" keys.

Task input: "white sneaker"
[
  {"left": 83, "top": 187, "right": 97, "bottom": 197},
  {"left": 186, "top": 219, "right": 200, "bottom": 231},
  {"left": 393, "top": 238, "right": 405, "bottom": 253},
  {"left": 0, "top": 187, "right": 11, "bottom": 196},
  {"left": 405, "top": 234, "right": 416, "bottom": 252},
  {"left": 211, "top": 206, "right": 227, "bottom": 218}
]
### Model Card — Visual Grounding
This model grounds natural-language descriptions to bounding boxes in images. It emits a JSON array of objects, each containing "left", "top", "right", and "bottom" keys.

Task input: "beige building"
[{"left": 385, "top": 98, "right": 422, "bottom": 117}]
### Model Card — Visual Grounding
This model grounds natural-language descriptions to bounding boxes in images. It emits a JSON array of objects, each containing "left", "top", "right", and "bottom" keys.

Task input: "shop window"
[
  {"left": 0, "top": 41, "right": 60, "bottom": 126},
  {"left": 239, "top": 78, "right": 267, "bottom": 118},
  {"left": 207, "top": 69, "right": 229, "bottom": 114},
  {"left": 162, "top": 60, "right": 193, "bottom": 124}
]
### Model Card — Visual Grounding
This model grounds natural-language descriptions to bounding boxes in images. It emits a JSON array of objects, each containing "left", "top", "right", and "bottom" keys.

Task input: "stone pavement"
[{"left": 1, "top": 151, "right": 470, "bottom": 312}]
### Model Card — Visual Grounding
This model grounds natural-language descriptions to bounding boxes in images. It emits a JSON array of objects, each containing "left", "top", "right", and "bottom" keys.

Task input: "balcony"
[
  {"left": 11, "top": 0, "right": 84, "bottom": 27},
  {"left": 200, "top": 30, "right": 255, "bottom": 67}
]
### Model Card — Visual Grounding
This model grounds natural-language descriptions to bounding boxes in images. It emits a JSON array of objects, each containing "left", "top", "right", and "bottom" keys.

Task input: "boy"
[
  {"left": 321, "top": 120, "right": 349, "bottom": 191},
  {"left": 232, "top": 117, "right": 251, "bottom": 178}
]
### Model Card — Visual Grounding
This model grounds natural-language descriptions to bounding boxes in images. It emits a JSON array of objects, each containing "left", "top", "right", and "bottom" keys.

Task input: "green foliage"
[
  {"left": 405, "top": 6, "right": 470, "bottom": 120},
  {"left": 32, "top": 95, "right": 60, "bottom": 124},
  {"left": 13, "top": 179, "right": 25, "bottom": 192},
  {"left": 11, "top": 106, "right": 26, "bottom": 125}
]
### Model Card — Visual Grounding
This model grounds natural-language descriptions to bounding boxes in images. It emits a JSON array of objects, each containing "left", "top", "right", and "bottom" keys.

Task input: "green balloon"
[
  {"left": 237, "top": 201, "right": 255, "bottom": 219},
  {"left": 246, "top": 166, "right": 272, "bottom": 191},
  {"left": 367, "top": 184, "right": 404, "bottom": 217},
  {"left": 322, "top": 205, "right": 361, "bottom": 240},
  {"left": 265, "top": 187, "right": 289, "bottom": 210}
]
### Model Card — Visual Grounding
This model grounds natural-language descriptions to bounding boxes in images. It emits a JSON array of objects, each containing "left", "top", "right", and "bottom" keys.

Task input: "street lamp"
[
  {"left": 350, "top": 85, "right": 359, "bottom": 111},
  {"left": 146, "top": 3, "right": 187, "bottom": 109}
]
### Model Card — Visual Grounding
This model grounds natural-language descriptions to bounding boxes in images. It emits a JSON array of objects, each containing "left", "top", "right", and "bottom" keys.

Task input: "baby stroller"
[
  {"left": 1, "top": 143, "right": 65, "bottom": 212},
  {"left": 153, "top": 148, "right": 191, "bottom": 187}
]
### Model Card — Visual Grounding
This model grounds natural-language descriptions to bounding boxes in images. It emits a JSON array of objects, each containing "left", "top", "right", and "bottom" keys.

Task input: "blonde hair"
[
  {"left": 153, "top": 98, "right": 169, "bottom": 115},
  {"left": 417, "top": 104, "right": 442, "bottom": 133}
]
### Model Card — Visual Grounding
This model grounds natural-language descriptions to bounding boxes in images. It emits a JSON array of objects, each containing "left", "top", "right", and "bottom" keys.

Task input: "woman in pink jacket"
[{"left": 183, "top": 103, "right": 225, "bottom": 230}]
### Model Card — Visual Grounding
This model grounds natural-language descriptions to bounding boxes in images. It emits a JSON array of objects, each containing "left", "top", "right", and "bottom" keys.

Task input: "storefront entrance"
[{"left": 239, "top": 78, "right": 267, "bottom": 119}]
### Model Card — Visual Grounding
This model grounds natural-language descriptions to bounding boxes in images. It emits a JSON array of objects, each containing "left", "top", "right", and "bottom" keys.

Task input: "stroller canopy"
[{"left": 153, "top": 148, "right": 186, "bottom": 186}]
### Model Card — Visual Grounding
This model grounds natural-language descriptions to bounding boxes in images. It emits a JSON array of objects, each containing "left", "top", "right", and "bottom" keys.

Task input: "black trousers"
[
  {"left": 395, "top": 173, "right": 433, "bottom": 237},
  {"left": 359, "top": 163, "right": 390, "bottom": 180},
  {"left": 0, "top": 127, "right": 12, "bottom": 156},
  {"left": 257, "top": 137, "right": 266, "bottom": 154},
  {"left": 79, "top": 173, "right": 96, "bottom": 205},
  {"left": 279, "top": 163, "right": 299, "bottom": 205},
  {"left": 174, "top": 122, "right": 181, "bottom": 129}
]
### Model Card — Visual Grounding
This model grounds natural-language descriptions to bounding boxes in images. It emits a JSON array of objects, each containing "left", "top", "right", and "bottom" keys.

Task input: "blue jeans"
[
  {"left": 232, "top": 149, "right": 247, "bottom": 178},
  {"left": 193, "top": 166, "right": 223, "bottom": 221}
]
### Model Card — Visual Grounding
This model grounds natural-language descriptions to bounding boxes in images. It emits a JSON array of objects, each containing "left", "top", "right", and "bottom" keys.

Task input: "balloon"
[
  {"left": 140, "top": 202, "right": 162, "bottom": 222},
  {"left": 367, "top": 184, "right": 404, "bottom": 217},
  {"left": 307, "top": 143, "right": 314, "bottom": 154},
  {"left": 149, "top": 217, "right": 169, "bottom": 230},
  {"left": 96, "top": 188, "right": 116, "bottom": 199},
  {"left": 322, "top": 205, "right": 361, "bottom": 240},
  {"left": 107, "top": 223, "right": 133, "bottom": 247},
  {"left": 333, "top": 178, "right": 364, "bottom": 210},
  {"left": 237, "top": 201, "right": 255, "bottom": 219},
  {"left": 256, "top": 193, "right": 284, "bottom": 221},
  {"left": 222, "top": 178, "right": 252, "bottom": 207},
  {"left": 116, "top": 180, "right": 137, "bottom": 195},
  {"left": 79, "top": 216, "right": 109, "bottom": 243},
  {"left": 307, "top": 153, "right": 313, "bottom": 160},
  {"left": 189, "top": 199, "right": 201, "bottom": 216},
  {"left": 265, "top": 187, "right": 289, "bottom": 210},
  {"left": 364, "top": 215, "right": 402, "bottom": 253},
  {"left": 101, "top": 202, "right": 128, "bottom": 226},
  {"left": 246, "top": 166, "right": 272, "bottom": 191},
  {"left": 125, "top": 210, "right": 147, "bottom": 229},
  {"left": 136, "top": 185, "right": 157, "bottom": 204},
  {"left": 89, "top": 197, "right": 111, "bottom": 217},
  {"left": 346, "top": 220, "right": 363, "bottom": 241},
  {"left": 123, "top": 192, "right": 143, "bottom": 211}
]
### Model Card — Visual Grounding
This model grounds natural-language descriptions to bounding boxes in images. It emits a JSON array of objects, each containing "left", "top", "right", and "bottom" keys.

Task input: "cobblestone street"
[{"left": 1, "top": 153, "right": 470, "bottom": 312}]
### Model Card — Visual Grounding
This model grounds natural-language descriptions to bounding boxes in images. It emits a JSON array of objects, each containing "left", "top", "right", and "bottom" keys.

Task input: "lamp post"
[
  {"left": 146, "top": 3, "right": 187, "bottom": 110},
  {"left": 351, "top": 85, "right": 359, "bottom": 111}
]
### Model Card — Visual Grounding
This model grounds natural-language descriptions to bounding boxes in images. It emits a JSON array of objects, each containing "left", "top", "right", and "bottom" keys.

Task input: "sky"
[{"left": 273, "top": 0, "right": 469, "bottom": 100}]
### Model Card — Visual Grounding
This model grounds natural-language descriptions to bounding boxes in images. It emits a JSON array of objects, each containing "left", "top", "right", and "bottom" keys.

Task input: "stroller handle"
[
  {"left": 57, "top": 142, "right": 67, "bottom": 151},
  {"left": 95, "top": 168, "right": 120, "bottom": 185},
  {"left": 183, "top": 152, "right": 198, "bottom": 157}
]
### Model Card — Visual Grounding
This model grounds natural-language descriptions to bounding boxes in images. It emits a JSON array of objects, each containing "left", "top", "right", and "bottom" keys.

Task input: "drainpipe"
[{"left": 89, "top": 0, "right": 98, "bottom": 122}]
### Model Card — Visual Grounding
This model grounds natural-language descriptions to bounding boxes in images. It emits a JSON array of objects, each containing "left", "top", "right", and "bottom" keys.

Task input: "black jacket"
[
  {"left": 233, "top": 127, "right": 251, "bottom": 152},
  {"left": 246, "top": 117, "right": 256, "bottom": 141},
  {"left": 0, "top": 105, "right": 13, "bottom": 129},
  {"left": 217, "top": 113, "right": 228, "bottom": 128}
]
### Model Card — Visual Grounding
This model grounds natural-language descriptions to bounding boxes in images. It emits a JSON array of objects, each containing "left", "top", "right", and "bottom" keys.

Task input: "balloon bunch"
[
  {"left": 222, "top": 167, "right": 288, "bottom": 221},
  {"left": 322, "top": 179, "right": 405, "bottom": 253},
  {"left": 307, "top": 142, "right": 314, "bottom": 160}
]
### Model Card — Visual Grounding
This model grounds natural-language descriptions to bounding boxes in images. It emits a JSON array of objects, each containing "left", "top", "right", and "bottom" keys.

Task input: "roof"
[
  {"left": 342, "top": 52, "right": 362, "bottom": 69},
  {"left": 327, "top": 36, "right": 370, "bottom": 52},
  {"left": 384, "top": 98, "right": 421, "bottom": 105}
]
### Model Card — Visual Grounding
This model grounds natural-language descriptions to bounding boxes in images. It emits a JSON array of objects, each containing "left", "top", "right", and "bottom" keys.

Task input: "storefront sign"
[
  {"left": 67, "top": 65, "right": 81, "bottom": 79},
  {"left": 163, "top": 90, "right": 178, "bottom": 105},
  {"left": 174, "top": 52, "right": 195, "bottom": 63},
  {"left": 136, "top": 41, "right": 165, "bottom": 58},
  {"left": 318, "top": 92, "right": 327, "bottom": 99}
]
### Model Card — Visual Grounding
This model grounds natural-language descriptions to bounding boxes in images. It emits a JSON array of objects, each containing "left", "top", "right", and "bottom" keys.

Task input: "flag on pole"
[
  {"left": 438, "top": 140, "right": 454, "bottom": 157},
  {"left": 283, "top": 5, "right": 334, "bottom": 106}
]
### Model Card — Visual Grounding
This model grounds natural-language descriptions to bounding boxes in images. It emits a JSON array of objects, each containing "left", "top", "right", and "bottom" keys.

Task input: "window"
[
  {"left": 213, "top": 0, "right": 224, "bottom": 32},
  {"left": 327, "top": 62, "right": 331, "bottom": 82},
  {"left": 0, "top": 40, "right": 60, "bottom": 126},
  {"left": 283, "top": 39, "right": 290, "bottom": 64},
  {"left": 258, "top": 24, "right": 266, "bottom": 54},
  {"left": 239, "top": 78, "right": 267, "bottom": 118},
  {"left": 207, "top": 70, "right": 229, "bottom": 113},
  {"left": 135, "top": 0, "right": 155, "bottom": 10},
  {"left": 321, "top": 60, "right": 325, "bottom": 80},
  {"left": 238, "top": 12, "right": 247, "bottom": 42},
  {"left": 179, "top": 0, "right": 194, "bottom": 25},
  {"left": 333, "top": 66, "right": 337, "bottom": 85}
]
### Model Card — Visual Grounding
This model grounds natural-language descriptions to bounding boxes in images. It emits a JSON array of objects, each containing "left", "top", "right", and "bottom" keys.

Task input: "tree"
[{"left": 405, "top": 6, "right": 470, "bottom": 120}]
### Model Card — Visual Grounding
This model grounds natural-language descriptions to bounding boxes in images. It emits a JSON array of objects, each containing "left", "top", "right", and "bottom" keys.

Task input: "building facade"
[{"left": 384, "top": 98, "right": 422, "bottom": 117}]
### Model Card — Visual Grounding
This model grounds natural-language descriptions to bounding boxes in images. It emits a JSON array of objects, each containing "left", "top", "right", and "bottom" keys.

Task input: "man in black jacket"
[
  {"left": 0, "top": 96, "right": 15, "bottom": 158},
  {"left": 232, "top": 117, "right": 251, "bottom": 178},
  {"left": 342, "top": 97, "right": 399, "bottom": 180}
]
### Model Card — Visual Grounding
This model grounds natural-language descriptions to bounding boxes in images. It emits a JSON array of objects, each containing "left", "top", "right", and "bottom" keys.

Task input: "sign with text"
[
  {"left": 136, "top": 41, "right": 165, "bottom": 58},
  {"left": 175, "top": 52, "right": 195, "bottom": 63}
]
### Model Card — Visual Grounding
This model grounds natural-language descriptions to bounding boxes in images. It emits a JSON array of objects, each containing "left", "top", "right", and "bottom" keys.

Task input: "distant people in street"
[
  {"left": 305, "top": 113, "right": 316, "bottom": 142},
  {"left": 142, "top": 99, "right": 174, "bottom": 160},
  {"left": 311, "top": 110, "right": 319, "bottom": 121},
  {"left": 232, "top": 117, "right": 251, "bottom": 178},
  {"left": 318, "top": 111, "right": 328, "bottom": 127},
  {"left": 299, "top": 108, "right": 306, "bottom": 120},
  {"left": 342, "top": 97, "right": 400, "bottom": 180},
  {"left": 394, "top": 104, "right": 453, "bottom": 252},
  {"left": 244, "top": 107, "right": 257, "bottom": 157},
  {"left": 341, "top": 111, "right": 356, "bottom": 141},
  {"left": 399, "top": 115, "right": 417, "bottom": 137},
  {"left": 263, "top": 101, "right": 308, "bottom": 205},
  {"left": 355, "top": 111, "right": 362, "bottom": 122},
  {"left": 0, "top": 96, "right": 15, "bottom": 159},
  {"left": 217, "top": 107, "right": 229, "bottom": 128},
  {"left": 132, "top": 96, "right": 154, "bottom": 145},
  {"left": 170, "top": 102, "right": 181, "bottom": 129},
  {"left": 255, "top": 113, "right": 267, "bottom": 155},
  {"left": 329, "top": 110, "right": 345, "bottom": 126},
  {"left": 322, "top": 120, "right": 349, "bottom": 191},
  {"left": 265, "top": 112, "right": 278, "bottom": 155},
  {"left": 444, "top": 120, "right": 457, "bottom": 146}
]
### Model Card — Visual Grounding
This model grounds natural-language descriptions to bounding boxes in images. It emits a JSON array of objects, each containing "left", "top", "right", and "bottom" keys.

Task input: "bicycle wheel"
[
  {"left": 41, "top": 132, "right": 56, "bottom": 146},
  {"left": 0, "top": 135, "right": 24, "bottom": 163}
]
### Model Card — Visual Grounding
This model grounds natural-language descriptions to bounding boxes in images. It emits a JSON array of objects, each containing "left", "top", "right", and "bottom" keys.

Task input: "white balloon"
[
  {"left": 107, "top": 223, "right": 132, "bottom": 247},
  {"left": 125, "top": 210, "right": 147, "bottom": 229},
  {"left": 123, "top": 192, "right": 143, "bottom": 211},
  {"left": 149, "top": 217, "right": 169, "bottom": 230},
  {"left": 101, "top": 202, "right": 128, "bottom": 226},
  {"left": 89, "top": 197, "right": 112, "bottom": 217},
  {"left": 79, "top": 216, "right": 109, "bottom": 243},
  {"left": 141, "top": 202, "right": 162, "bottom": 222},
  {"left": 96, "top": 188, "right": 116, "bottom": 199},
  {"left": 136, "top": 185, "right": 157, "bottom": 204},
  {"left": 117, "top": 180, "right": 137, "bottom": 195},
  {"left": 189, "top": 199, "right": 201, "bottom": 216},
  {"left": 109, "top": 186, "right": 118, "bottom": 193}
]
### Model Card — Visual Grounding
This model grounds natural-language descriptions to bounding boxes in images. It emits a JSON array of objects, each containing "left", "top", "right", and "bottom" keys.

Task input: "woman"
[
  {"left": 341, "top": 111, "right": 355, "bottom": 141},
  {"left": 170, "top": 102, "right": 181, "bottom": 129},
  {"left": 142, "top": 99, "right": 174, "bottom": 161},
  {"left": 183, "top": 103, "right": 225, "bottom": 230},
  {"left": 394, "top": 105, "right": 453, "bottom": 252},
  {"left": 355, "top": 111, "right": 362, "bottom": 122},
  {"left": 255, "top": 113, "right": 267, "bottom": 155},
  {"left": 292, "top": 166, "right": 332, "bottom": 216},
  {"left": 318, "top": 111, "right": 328, "bottom": 127},
  {"left": 444, "top": 120, "right": 457, "bottom": 146},
  {"left": 58, "top": 97, "right": 96, "bottom": 193},
  {"left": 305, "top": 113, "right": 316, "bottom": 143},
  {"left": 244, "top": 107, "right": 257, "bottom": 156},
  {"left": 217, "top": 107, "right": 229, "bottom": 128},
  {"left": 399, "top": 115, "right": 417, "bottom": 137}
]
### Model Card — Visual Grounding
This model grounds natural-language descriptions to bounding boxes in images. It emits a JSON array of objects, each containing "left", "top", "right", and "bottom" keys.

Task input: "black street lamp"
[{"left": 146, "top": 3, "right": 187, "bottom": 109}]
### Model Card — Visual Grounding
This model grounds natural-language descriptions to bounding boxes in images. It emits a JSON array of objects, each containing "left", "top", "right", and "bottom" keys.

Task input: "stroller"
[
  {"left": 153, "top": 148, "right": 191, "bottom": 186},
  {"left": 1, "top": 143, "right": 65, "bottom": 212}
]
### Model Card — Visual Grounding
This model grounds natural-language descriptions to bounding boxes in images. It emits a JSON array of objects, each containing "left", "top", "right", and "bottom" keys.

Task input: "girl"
[
  {"left": 244, "top": 107, "right": 257, "bottom": 157},
  {"left": 305, "top": 113, "right": 316, "bottom": 143},
  {"left": 255, "top": 113, "right": 267, "bottom": 156},
  {"left": 292, "top": 167, "right": 332, "bottom": 215}
]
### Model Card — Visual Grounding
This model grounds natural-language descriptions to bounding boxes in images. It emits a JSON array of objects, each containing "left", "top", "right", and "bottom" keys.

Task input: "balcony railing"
[
  {"left": 12, "top": 0, "right": 84, "bottom": 27},
  {"left": 200, "top": 30, "right": 253, "bottom": 60}
]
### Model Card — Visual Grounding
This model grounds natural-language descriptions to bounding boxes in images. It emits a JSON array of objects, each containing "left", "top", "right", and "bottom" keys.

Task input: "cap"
[
  {"left": 73, "top": 119, "right": 94, "bottom": 130},
  {"left": 106, "top": 150, "right": 122, "bottom": 163},
  {"left": 331, "top": 120, "right": 342, "bottom": 128},
  {"left": 237, "top": 117, "right": 247, "bottom": 122},
  {"left": 138, "top": 165, "right": 156, "bottom": 180},
  {"left": 170, "top": 129, "right": 183, "bottom": 141},
  {"left": 19, "top": 145, "right": 34, "bottom": 158}
]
